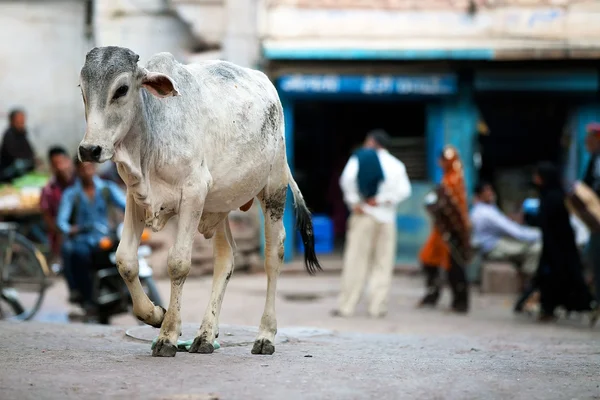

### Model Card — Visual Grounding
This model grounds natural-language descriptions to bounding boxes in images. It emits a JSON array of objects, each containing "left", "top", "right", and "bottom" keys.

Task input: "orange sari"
[{"left": 419, "top": 146, "right": 469, "bottom": 270}]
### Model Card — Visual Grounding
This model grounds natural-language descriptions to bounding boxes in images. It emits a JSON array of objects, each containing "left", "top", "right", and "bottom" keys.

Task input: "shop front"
[
  {"left": 257, "top": 0, "right": 600, "bottom": 264},
  {"left": 472, "top": 68, "right": 600, "bottom": 214},
  {"left": 264, "top": 73, "right": 475, "bottom": 263}
]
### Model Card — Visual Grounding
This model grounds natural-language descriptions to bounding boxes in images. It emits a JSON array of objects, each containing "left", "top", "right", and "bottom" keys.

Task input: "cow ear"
[{"left": 141, "top": 72, "right": 180, "bottom": 98}]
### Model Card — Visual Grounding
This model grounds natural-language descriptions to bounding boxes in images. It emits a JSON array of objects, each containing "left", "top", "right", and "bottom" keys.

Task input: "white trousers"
[
  {"left": 337, "top": 212, "right": 397, "bottom": 317},
  {"left": 486, "top": 237, "right": 541, "bottom": 275}
]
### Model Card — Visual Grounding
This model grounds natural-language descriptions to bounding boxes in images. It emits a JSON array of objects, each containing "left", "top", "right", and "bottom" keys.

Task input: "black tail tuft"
[{"left": 296, "top": 203, "right": 323, "bottom": 275}]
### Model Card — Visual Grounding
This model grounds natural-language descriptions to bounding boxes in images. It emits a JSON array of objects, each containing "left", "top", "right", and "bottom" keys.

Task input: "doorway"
[
  {"left": 475, "top": 92, "right": 573, "bottom": 213},
  {"left": 293, "top": 99, "right": 427, "bottom": 247}
]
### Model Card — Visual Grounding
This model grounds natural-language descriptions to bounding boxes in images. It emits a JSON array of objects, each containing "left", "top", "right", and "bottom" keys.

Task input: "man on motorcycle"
[{"left": 56, "top": 157, "right": 126, "bottom": 316}]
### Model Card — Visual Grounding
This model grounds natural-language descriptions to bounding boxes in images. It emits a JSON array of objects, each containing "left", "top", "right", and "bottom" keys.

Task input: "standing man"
[
  {"left": 40, "top": 147, "right": 76, "bottom": 300},
  {"left": 583, "top": 122, "right": 600, "bottom": 303},
  {"left": 333, "top": 129, "right": 412, "bottom": 318},
  {"left": 0, "top": 109, "right": 37, "bottom": 181}
]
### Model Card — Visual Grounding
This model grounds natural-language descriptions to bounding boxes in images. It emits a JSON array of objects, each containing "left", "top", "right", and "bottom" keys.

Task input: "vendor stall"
[
  {"left": 0, "top": 172, "right": 51, "bottom": 254},
  {"left": 0, "top": 172, "right": 49, "bottom": 216}
]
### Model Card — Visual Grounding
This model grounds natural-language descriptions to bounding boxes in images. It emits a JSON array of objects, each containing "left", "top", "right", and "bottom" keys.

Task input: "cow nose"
[{"left": 78, "top": 145, "right": 102, "bottom": 162}]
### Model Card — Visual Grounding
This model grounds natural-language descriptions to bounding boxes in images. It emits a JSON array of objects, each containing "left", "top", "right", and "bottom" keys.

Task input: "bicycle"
[{"left": 0, "top": 222, "right": 51, "bottom": 321}]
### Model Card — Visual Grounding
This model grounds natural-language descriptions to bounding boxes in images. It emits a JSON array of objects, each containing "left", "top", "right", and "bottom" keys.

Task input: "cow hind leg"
[
  {"left": 252, "top": 185, "right": 287, "bottom": 355},
  {"left": 153, "top": 206, "right": 203, "bottom": 358},
  {"left": 190, "top": 215, "right": 235, "bottom": 354}
]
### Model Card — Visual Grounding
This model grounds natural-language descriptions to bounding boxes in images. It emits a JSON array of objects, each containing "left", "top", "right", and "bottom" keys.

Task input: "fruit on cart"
[{"left": 11, "top": 172, "right": 50, "bottom": 189}]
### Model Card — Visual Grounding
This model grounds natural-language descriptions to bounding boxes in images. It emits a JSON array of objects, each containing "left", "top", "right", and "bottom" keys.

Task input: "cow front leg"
[
  {"left": 190, "top": 216, "right": 235, "bottom": 354},
  {"left": 153, "top": 206, "right": 203, "bottom": 357},
  {"left": 252, "top": 188, "right": 286, "bottom": 355},
  {"left": 116, "top": 193, "right": 165, "bottom": 327}
]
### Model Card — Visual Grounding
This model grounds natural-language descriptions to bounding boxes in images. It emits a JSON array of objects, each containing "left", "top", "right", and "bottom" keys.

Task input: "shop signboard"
[{"left": 278, "top": 74, "right": 458, "bottom": 96}]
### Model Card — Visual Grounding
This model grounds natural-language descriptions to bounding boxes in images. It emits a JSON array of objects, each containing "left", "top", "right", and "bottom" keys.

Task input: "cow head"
[{"left": 78, "top": 46, "right": 179, "bottom": 163}]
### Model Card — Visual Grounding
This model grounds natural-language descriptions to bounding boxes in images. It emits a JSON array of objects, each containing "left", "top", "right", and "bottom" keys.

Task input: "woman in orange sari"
[{"left": 418, "top": 145, "right": 471, "bottom": 313}]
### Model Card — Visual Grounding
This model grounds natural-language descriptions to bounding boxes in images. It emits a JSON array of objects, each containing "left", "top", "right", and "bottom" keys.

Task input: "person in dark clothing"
[
  {"left": 533, "top": 162, "right": 598, "bottom": 324},
  {"left": 582, "top": 123, "right": 600, "bottom": 303},
  {"left": 0, "top": 109, "right": 36, "bottom": 181}
]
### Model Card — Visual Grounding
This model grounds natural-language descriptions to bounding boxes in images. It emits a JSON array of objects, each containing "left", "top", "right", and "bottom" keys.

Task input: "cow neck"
[{"left": 114, "top": 112, "right": 145, "bottom": 188}]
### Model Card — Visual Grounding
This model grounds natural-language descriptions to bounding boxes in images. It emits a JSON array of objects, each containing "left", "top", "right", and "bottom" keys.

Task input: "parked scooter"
[
  {"left": 72, "top": 222, "right": 163, "bottom": 325},
  {"left": 522, "top": 198, "right": 540, "bottom": 227}
]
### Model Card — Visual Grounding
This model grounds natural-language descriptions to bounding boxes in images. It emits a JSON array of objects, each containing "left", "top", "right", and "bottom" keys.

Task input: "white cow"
[{"left": 77, "top": 46, "right": 321, "bottom": 357}]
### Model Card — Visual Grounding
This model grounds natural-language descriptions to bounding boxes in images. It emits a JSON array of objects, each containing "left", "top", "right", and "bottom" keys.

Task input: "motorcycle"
[
  {"left": 73, "top": 222, "right": 163, "bottom": 325},
  {"left": 522, "top": 198, "right": 540, "bottom": 227}
]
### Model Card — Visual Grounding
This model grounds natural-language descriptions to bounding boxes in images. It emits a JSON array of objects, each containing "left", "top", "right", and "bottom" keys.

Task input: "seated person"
[
  {"left": 56, "top": 158, "right": 126, "bottom": 314},
  {"left": 0, "top": 109, "right": 38, "bottom": 181},
  {"left": 470, "top": 182, "right": 541, "bottom": 275}
]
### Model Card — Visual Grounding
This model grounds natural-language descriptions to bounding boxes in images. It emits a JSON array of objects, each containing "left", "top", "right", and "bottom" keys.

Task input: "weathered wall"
[
  {"left": 0, "top": 0, "right": 199, "bottom": 165},
  {"left": 171, "top": 0, "right": 226, "bottom": 46},
  {"left": 94, "top": 0, "right": 197, "bottom": 65},
  {"left": 0, "top": 0, "right": 91, "bottom": 161},
  {"left": 171, "top": 0, "right": 261, "bottom": 68},
  {"left": 222, "top": 0, "right": 261, "bottom": 68},
  {"left": 261, "top": 0, "right": 600, "bottom": 58}
]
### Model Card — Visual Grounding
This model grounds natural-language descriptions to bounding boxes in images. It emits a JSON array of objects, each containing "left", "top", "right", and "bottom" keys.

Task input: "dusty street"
[
  {"left": 34, "top": 272, "right": 599, "bottom": 337},
  {"left": 1, "top": 272, "right": 599, "bottom": 400}
]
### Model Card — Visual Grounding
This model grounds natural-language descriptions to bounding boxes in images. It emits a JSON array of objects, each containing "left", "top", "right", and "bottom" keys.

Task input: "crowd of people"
[
  {"left": 1, "top": 109, "right": 126, "bottom": 319},
  {"left": 332, "top": 127, "right": 599, "bottom": 325},
  {"left": 2, "top": 108, "right": 599, "bottom": 325}
]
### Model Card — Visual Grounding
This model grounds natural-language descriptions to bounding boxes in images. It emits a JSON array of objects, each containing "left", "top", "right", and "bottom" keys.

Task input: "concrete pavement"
[
  {"left": 33, "top": 273, "right": 599, "bottom": 337},
  {"left": 1, "top": 317, "right": 599, "bottom": 400},
  {"left": 1, "top": 274, "right": 599, "bottom": 399}
]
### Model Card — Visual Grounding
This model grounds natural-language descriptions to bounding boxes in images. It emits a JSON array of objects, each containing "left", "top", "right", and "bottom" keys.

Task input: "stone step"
[{"left": 481, "top": 262, "right": 523, "bottom": 295}]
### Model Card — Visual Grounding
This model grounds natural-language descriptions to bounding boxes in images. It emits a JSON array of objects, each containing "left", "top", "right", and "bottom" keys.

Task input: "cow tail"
[{"left": 286, "top": 164, "right": 323, "bottom": 275}]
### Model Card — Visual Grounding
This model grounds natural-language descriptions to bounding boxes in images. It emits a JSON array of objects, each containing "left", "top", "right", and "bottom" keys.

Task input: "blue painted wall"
[
  {"left": 395, "top": 182, "right": 434, "bottom": 265},
  {"left": 441, "top": 82, "right": 479, "bottom": 201},
  {"left": 426, "top": 82, "right": 479, "bottom": 200},
  {"left": 425, "top": 102, "right": 445, "bottom": 184}
]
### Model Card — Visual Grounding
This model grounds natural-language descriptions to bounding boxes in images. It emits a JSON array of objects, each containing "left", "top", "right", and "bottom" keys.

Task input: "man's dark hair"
[
  {"left": 8, "top": 109, "right": 24, "bottom": 124},
  {"left": 367, "top": 129, "right": 391, "bottom": 149},
  {"left": 474, "top": 181, "right": 492, "bottom": 196},
  {"left": 47, "top": 146, "right": 69, "bottom": 162}
]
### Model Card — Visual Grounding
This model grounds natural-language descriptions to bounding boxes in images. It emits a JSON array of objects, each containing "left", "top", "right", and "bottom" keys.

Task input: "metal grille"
[{"left": 388, "top": 137, "right": 427, "bottom": 181}]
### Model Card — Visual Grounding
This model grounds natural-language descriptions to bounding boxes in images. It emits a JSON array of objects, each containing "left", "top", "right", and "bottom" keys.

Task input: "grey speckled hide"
[{"left": 77, "top": 46, "right": 321, "bottom": 358}]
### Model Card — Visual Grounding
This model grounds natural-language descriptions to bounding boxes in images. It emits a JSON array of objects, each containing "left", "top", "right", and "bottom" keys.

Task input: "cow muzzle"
[{"left": 78, "top": 145, "right": 103, "bottom": 162}]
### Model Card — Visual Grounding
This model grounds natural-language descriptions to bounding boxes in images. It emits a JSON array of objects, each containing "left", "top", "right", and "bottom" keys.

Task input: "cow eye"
[{"left": 112, "top": 85, "right": 129, "bottom": 100}]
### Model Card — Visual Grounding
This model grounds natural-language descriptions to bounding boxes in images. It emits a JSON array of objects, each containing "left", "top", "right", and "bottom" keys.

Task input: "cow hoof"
[
  {"left": 189, "top": 336, "right": 214, "bottom": 354},
  {"left": 152, "top": 339, "right": 177, "bottom": 357},
  {"left": 251, "top": 339, "right": 275, "bottom": 355}
]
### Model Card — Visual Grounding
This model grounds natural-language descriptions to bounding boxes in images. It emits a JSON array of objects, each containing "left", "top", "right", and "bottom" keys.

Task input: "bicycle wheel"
[{"left": 0, "top": 230, "right": 50, "bottom": 321}]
